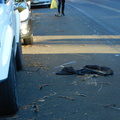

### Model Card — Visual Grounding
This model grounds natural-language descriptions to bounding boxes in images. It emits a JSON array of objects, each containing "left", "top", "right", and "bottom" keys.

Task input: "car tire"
[
  {"left": 0, "top": 50, "right": 19, "bottom": 115},
  {"left": 23, "top": 35, "right": 33, "bottom": 45},
  {"left": 16, "top": 39, "right": 23, "bottom": 70}
]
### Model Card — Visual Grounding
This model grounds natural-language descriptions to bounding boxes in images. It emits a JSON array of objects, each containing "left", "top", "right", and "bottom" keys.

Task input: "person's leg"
[
  {"left": 55, "top": 0, "right": 62, "bottom": 16},
  {"left": 58, "top": 0, "right": 61, "bottom": 13},
  {"left": 62, "top": 0, "right": 65, "bottom": 15}
]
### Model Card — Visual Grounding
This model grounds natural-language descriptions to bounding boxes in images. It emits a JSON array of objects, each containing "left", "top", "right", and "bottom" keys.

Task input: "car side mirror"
[{"left": 14, "top": 2, "right": 19, "bottom": 10}]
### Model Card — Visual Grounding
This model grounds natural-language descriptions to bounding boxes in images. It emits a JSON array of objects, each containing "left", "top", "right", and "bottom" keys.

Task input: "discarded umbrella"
[{"left": 56, "top": 65, "right": 113, "bottom": 76}]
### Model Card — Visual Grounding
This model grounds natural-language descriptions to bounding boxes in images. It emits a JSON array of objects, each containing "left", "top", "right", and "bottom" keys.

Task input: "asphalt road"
[{"left": 1, "top": 0, "right": 120, "bottom": 119}]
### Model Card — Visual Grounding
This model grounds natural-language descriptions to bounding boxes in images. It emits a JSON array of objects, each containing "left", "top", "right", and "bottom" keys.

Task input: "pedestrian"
[{"left": 55, "top": 0, "right": 65, "bottom": 16}]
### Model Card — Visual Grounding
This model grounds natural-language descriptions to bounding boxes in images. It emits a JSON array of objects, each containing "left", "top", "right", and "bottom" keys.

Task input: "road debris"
[
  {"left": 38, "top": 84, "right": 54, "bottom": 90},
  {"left": 75, "top": 92, "right": 87, "bottom": 97},
  {"left": 21, "top": 105, "right": 32, "bottom": 110},
  {"left": 56, "top": 66, "right": 76, "bottom": 75},
  {"left": 10, "top": 115, "right": 19, "bottom": 119},
  {"left": 99, "top": 82, "right": 112, "bottom": 85},
  {"left": 81, "top": 74, "right": 99, "bottom": 81},
  {"left": 59, "top": 96, "right": 75, "bottom": 101},
  {"left": 38, "top": 92, "right": 57, "bottom": 102},
  {"left": 22, "top": 67, "right": 40, "bottom": 72},
  {"left": 31, "top": 102, "right": 39, "bottom": 113},
  {"left": 70, "top": 81, "right": 77, "bottom": 85},
  {"left": 38, "top": 96, "right": 48, "bottom": 102},
  {"left": 28, "top": 117, "right": 36, "bottom": 120},
  {"left": 86, "top": 79, "right": 97, "bottom": 86},
  {"left": 98, "top": 82, "right": 112, "bottom": 92},
  {"left": 98, "top": 84, "right": 103, "bottom": 92},
  {"left": 55, "top": 61, "right": 76, "bottom": 68},
  {"left": 104, "top": 104, "right": 116, "bottom": 108},
  {"left": 81, "top": 75, "right": 92, "bottom": 81},
  {"left": 56, "top": 65, "right": 113, "bottom": 76},
  {"left": 96, "top": 103, "right": 120, "bottom": 111}
]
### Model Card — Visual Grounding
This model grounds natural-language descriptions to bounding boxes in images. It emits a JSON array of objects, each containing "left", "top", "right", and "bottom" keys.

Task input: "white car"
[
  {"left": 16, "top": 0, "right": 33, "bottom": 45},
  {"left": 0, "top": 0, "right": 23, "bottom": 116},
  {"left": 31, "top": 0, "right": 51, "bottom": 7}
]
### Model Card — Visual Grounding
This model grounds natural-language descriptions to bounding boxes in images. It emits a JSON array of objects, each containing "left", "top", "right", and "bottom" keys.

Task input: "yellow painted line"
[{"left": 34, "top": 35, "right": 120, "bottom": 40}]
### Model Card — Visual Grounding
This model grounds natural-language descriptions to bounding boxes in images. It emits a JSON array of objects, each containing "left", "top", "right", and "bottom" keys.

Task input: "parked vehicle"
[
  {"left": 16, "top": 0, "right": 33, "bottom": 45},
  {"left": 0, "top": 0, "right": 23, "bottom": 115},
  {"left": 30, "top": 0, "right": 51, "bottom": 7}
]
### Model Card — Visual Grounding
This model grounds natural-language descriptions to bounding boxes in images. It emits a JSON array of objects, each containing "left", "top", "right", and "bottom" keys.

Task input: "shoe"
[
  {"left": 55, "top": 12, "right": 62, "bottom": 17},
  {"left": 62, "top": 13, "right": 65, "bottom": 16}
]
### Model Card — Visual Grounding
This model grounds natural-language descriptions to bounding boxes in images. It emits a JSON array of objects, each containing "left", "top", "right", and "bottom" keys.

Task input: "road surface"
[{"left": 1, "top": 0, "right": 120, "bottom": 119}]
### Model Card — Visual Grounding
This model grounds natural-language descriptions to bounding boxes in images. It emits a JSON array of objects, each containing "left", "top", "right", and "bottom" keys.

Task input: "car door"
[{"left": 6, "top": 0, "right": 16, "bottom": 35}]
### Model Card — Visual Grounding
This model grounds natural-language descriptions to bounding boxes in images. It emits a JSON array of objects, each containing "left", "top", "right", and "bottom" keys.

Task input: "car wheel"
[
  {"left": 23, "top": 35, "right": 33, "bottom": 45},
  {"left": 0, "top": 50, "right": 19, "bottom": 115},
  {"left": 16, "top": 39, "right": 23, "bottom": 70}
]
